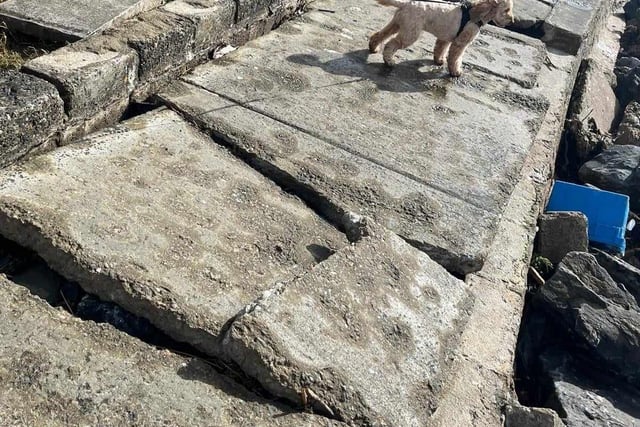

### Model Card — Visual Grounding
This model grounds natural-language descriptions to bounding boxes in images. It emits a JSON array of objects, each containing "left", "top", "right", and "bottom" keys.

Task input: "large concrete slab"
[
  {"left": 159, "top": 0, "right": 549, "bottom": 274},
  {"left": 0, "top": 278, "right": 343, "bottom": 426},
  {"left": 0, "top": 108, "right": 347, "bottom": 357},
  {"left": 0, "top": 0, "right": 162, "bottom": 42},
  {"left": 223, "top": 218, "right": 471, "bottom": 425}
]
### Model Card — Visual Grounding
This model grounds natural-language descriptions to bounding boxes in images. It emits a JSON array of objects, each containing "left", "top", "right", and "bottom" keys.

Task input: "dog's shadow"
[{"left": 287, "top": 49, "right": 452, "bottom": 94}]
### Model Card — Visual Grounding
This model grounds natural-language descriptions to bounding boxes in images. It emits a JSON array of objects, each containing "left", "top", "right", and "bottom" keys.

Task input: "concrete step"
[
  {"left": 159, "top": 0, "right": 550, "bottom": 275},
  {"left": 0, "top": 108, "right": 347, "bottom": 357},
  {"left": 0, "top": 277, "right": 344, "bottom": 426}
]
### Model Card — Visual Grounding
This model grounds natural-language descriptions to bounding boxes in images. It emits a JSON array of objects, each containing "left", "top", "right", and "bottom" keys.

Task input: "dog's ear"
[{"left": 470, "top": 0, "right": 498, "bottom": 23}]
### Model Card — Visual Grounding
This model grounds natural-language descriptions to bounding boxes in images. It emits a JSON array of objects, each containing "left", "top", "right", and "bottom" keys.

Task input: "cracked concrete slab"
[
  {"left": 159, "top": 0, "right": 549, "bottom": 274},
  {"left": 0, "top": 108, "right": 346, "bottom": 358},
  {"left": 222, "top": 219, "right": 471, "bottom": 426},
  {"left": 0, "top": 278, "right": 343, "bottom": 427},
  {"left": 0, "top": 0, "right": 162, "bottom": 42}
]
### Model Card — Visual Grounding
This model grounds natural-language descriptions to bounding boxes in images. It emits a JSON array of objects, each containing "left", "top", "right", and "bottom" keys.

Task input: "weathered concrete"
[
  {"left": 511, "top": 0, "right": 554, "bottom": 32},
  {"left": 0, "top": 278, "right": 343, "bottom": 426},
  {"left": 537, "top": 212, "right": 588, "bottom": 264},
  {"left": 23, "top": 37, "right": 138, "bottom": 122},
  {"left": 568, "top": 59, "right": 619, "bottom": 132},
  {"left": 0, "top": 108, "right": 347, "bottom": 357},
  {"left": 162, "top": 0, "right": 236, "bottom": 53},
  {"left": 223, "top": 217, "right": 470, "bottom": 425},
  {"left": 542, "top": 0, "right": 611, "bottom": 56},
  {"left": 0, "top": 0, "right": 162, "bottom": 42},
  {"left": 504, "top": 404, "right": 564, "bottom": 427},
  {"left": 0, "top": 70, "right": 64, "bottom": 167},
  {"left": 159, "top": 0, "right": 550, "bottom": 275}
]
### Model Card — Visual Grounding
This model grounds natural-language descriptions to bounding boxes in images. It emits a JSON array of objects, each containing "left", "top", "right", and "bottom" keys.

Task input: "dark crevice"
[
  {"left": 120, "top": 99, "right": 161, "bottom": 121},
  {"left": 505, "top": 22, "right": 546, "bottom": 40},
  {"left": 0, "top": 234, "right": 311, "bottom": 416}
]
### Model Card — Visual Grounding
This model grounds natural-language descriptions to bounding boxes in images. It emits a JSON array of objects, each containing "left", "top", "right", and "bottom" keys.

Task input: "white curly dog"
[{"left": 369, "top": 0, "right": 514, "bottom": 76}]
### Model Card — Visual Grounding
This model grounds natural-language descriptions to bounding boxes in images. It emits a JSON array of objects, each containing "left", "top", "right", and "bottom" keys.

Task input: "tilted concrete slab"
[
  {"left": 0, "top": 0, "right": 162, "bottom": 42},
  {"left": 0, "top": 278, "right": 343, "bottom": 426},
  {"left": 223, "top": 218, "right": 471, "bottom": 425},
  {"left": 159, "top": 0, "right": 549, "bottom": 274},
  {"left": 0, "top": 108, "right": 347, "bottom": 357}
]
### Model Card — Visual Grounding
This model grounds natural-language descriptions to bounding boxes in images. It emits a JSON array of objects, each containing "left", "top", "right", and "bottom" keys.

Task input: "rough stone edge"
[
  {"left": 4, "top": 0, "right": 309, "bottom": 167},
  {"left": 426, "top": 49, "right": 581, "bottom": 426}
]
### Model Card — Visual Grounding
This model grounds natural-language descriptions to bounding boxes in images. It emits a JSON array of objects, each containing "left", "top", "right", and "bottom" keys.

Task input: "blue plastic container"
[{"left": 546, "top": 180, "right": 629, "bottom": 254}]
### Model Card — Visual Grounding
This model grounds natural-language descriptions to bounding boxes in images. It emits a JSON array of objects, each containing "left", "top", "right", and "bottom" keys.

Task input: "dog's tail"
[{"left": 376, "top": 0, "right": 409, "bottom": 7}]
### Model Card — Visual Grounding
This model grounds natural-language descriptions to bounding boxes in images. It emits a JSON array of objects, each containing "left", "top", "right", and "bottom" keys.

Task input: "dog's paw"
[
  {"left": 448, "top": 67, "right": 462, "bottom": 77},
  {"left": 434, "top": 58, "right": 445, "bottom": 66}
]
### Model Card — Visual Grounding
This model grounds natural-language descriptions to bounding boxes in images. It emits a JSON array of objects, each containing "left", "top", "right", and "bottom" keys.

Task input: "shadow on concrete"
[{"left": 287, "top": 49, "right": 452, "bottom": 94}]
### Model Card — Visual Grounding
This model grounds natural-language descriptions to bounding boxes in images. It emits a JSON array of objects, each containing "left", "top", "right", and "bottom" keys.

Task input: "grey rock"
[
  {"left": 0, "top": 109, "right": 347, "bottom": 358},
  {"left": 541, "top": 350, "right": 640, "bottom": 427},
  {"left": 536, "top": 252, "right": 640, "bottom": 384},
  {"left": 158, "top": 0, "right": 550, "bottom": 275},
  {"left": 0, "top": 0, "right": 162, "bottom": 42},
  {"left": 592, "top": 247, "right": 640, "bottom": 304},
  {"left": 0, "top": 278, "right": 344, "bottom": 426},
  {"left": 504, "top": 403, "right": 564, "bottom": 427},
  {"left": 616, "top": 101, "right": 640, "bottom": 146},
  {"left": 23, "top": 36, "right": 138, "bottom": 122},
  {"left": 537, "top": 212, "right": 588, "bottom": 265},
  {"left": 223, "top": 220, "right": 471, "bottom": 425},
  {"left": 569, "top": 59, "right": 618, "bottom": 133},
  {"left": 542, "top": 0, "right": 609, "bottom": 55},
  {"left": 578, "top": 144, "right": 640, "bottom": 211},
  {"left": 0, "top": 70, "right": 64, "bottom": 167},
  {"left": 616, "top": 60, "right": 640, "bottom": 106}
]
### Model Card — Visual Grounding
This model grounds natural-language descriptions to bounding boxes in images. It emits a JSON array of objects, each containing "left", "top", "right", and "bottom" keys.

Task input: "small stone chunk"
[{"left": 537, "top": 212, "right": 588, "bottom": 264}]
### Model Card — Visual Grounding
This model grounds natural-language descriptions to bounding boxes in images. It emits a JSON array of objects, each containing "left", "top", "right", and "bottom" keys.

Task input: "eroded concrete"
[
  {"left": 0, "top": 108, "right": 347, "bottom": 357},
  {"left": 159, "top": 0, "right": 549, "bottom": 275},
  {"left": 223, "top": 218, "right": 470, "bottom": 426},
  {"left": 0, "top": 278, "right": 343, "bottom": 426},
  {"left": 0, "top": 0, "right": 162, "bottom": 41}
]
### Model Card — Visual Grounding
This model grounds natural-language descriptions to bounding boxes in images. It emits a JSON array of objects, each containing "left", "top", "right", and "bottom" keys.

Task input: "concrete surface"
[
  {"left": 159, "top": 0, "right": 550, "bottom": 275},
  {"left": 0, "top": 0, "right": 162, "bottom": 42},
  {"left": 543, "top": 0, "right": 611, "bottom": 55},
  {"left": 0, "top": 108, "right": 347, "bottom": 357},
  {"left": 23, "top": 37, "right": 138, "bottom": 121},
  {"left": 0, "top": 277, "right": 343, "bottom": 427},
  {"left": 568, "top": 59, "right": 619, "bottom": 132},
  {"left": 511, "top": 0, "right": 554, "bottom": 31},
  {"left": 223, "top": 218, "right": 470, "bottom": 426},
  {"left": 0, "top": 70, "right": 64, "bottom": 168}
]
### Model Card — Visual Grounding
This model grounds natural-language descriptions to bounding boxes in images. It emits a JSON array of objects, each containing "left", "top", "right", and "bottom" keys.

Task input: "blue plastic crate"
[{"left": 546, "top": 180, "right": 629, "bottom": 254}]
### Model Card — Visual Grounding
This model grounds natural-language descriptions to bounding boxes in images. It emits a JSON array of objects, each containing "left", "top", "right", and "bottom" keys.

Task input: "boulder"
[
  {"left": 592, "top": 248, "right": 640, "bottom": 304},
  {"left": 578, "top": 145, "right": 640, "bottom": 211},
  {"left": 504, "top": 403, "right": 564, "bottom": 427},
  {"left": 569, "top": 59, "right": 618, "bottom": 133},
  {"left": 537, "top": 212, "right": 588, "bottom": 265},
  {"left": 616, "top": 101, "right": 640, "bottom": 146},
  {"left": 536, "top": 252, "right": 640, "bottom": 384}
]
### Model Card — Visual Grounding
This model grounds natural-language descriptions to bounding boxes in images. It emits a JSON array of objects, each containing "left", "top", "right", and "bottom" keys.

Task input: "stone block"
[
  {"left": 223, "top": 217, "right": 470, "bottom": 425},
  {"left": 23, "top": 36, "right": 138, "bottom": 122},
  {"left": 569, "top": 59, "right": 618, "bottom": 133},
  {"left": 105, "top": 9, "right": 197, "bottom": 84},
  {"left": 0, "top": 70, "right": 64, "bottom": 167},
  {"left": 504, "top": 403, "right": 564, "bottom": 427},
  {"left": 511, "top": 0, "right": 554, "bottom": 31},
  {"left": 162, "top": 0, "right": 236, "bottom": 53},
  {"left": 0, "top": 278, "right": 344, "bottom": 426},
  {"left": 0, "top": 108, "right": 347, "bottom": 358},
  {"left": 0, "top": 0, "right": 163, "bottom": 42},
  {"left": 537, "top": 212, "right": 588, "bottom": 264},
  {"left": 542, "top": 0, "right": 608, "bottom": 55}
]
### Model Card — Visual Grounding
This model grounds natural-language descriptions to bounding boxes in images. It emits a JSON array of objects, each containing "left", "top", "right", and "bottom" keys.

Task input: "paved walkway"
[{"left": 0, "top": 0, "right": 586, "bottom": 425}]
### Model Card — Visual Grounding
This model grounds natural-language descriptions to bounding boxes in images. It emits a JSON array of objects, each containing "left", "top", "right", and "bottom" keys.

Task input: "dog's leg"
[
  {"left": 433, "top": 39, "right": 451, "bottom": 65},
  {"left": 382, "top": 27, "right": 421, "bottom": 66},
  {"left": 447, "top": 27, "right": 479, "bottom": 76},
  {"left": 369, "top": 19, "right": 400, "bottom": 53}
]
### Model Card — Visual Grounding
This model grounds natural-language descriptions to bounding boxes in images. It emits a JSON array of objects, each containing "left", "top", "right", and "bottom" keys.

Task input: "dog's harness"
[
  {"left": 457, "top": 1, "right": 478, "bottom": 35},
  {"left": 415, "top": 0, "right": 485, "bottom": 37}
]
